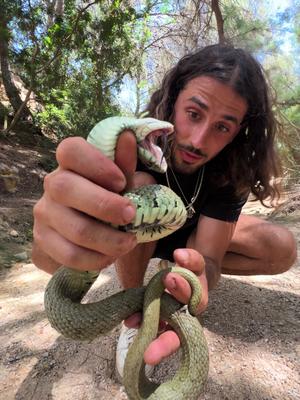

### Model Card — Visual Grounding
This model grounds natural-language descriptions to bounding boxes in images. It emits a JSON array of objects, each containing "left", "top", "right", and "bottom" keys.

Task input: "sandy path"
[{"left": 0, "top": 215, "right": 299, "bottom": 400}]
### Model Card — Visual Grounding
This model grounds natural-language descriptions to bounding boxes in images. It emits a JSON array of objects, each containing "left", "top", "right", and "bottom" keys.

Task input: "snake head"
[
  {"left": 134, "top": 118, "right": 174, "bottom": 173},
  {"left": 87, "top": 116, "right": 174, "bottom": 173}
]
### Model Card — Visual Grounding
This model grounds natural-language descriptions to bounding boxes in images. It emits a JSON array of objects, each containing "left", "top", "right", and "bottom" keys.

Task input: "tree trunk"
[
  {"left": 0, "top": 18, "right": 32, "bottom": 119},
  {"left": 55, "top": 0, "right": 64, "bottom": 17},
  {"left": 211, "top": 0, "right": 226, "bottom": 44}
]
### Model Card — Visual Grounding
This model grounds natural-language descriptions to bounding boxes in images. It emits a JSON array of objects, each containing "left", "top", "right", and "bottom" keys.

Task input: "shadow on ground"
[{"left": 7, "top": 271, "right": 299, "bottom": 400}]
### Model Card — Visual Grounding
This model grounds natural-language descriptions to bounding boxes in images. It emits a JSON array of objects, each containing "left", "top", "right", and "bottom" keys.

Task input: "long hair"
[{"left": 145, "top": 44, "right": 282, "bottom": 205}]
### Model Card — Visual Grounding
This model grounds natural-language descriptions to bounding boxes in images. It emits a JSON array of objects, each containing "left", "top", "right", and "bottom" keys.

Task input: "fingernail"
[
  {"left": 178, "top": 249, "right": 189, "bottom": 264},
  {"left": 169, "top": 277, "right": 177, "bottom": 290},
  {"left": 123, "top": 205, "right": 135, "bottom": 223},
  {"left": 113, "top": 178, "right": 126, "bottom": 192}
]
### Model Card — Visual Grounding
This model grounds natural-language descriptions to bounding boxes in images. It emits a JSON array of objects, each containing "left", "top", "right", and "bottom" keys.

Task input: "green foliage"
[
  {"left": 35, "top": 103, "right": 71, "bottom": 139},
  {"left": 215, "top": 0, "right": 300, "bottom": 184},
  {"left": 5, "top": 0, "right": 139, "bottom": 138},
  {"left": 285, "top": 106, "right": 300, "bottom": 126},
  {"left": 2, "top": 0, "right": 300, "bottom": 184},
  {"left": 61, "top": 66, "right": 121, "bottom": 137}
]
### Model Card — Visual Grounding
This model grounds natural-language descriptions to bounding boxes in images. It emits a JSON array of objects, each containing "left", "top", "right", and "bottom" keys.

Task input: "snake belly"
[{"left": 44, "top": 116, "right": 209, "bottom": 399}]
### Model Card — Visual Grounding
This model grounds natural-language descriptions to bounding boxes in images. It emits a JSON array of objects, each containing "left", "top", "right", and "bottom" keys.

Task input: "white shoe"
[{"left": 116, "top": 323, "right": 154, "bottom": 381}]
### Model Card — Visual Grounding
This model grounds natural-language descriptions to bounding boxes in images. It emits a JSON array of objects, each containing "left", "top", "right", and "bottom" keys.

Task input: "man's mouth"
[
  {"left": 139, "top": 128, "right": 173, "bottom": 172},
  {"left": 178, "top": 148, "right": 206, "bottom": 164}
]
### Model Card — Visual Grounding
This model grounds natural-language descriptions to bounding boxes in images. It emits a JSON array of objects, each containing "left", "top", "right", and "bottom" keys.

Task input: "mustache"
[{"left": 177, "top": 144, "right": 207, "bottom": 158}]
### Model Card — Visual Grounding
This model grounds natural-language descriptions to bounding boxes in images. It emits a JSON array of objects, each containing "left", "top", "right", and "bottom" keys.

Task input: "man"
[{"left": 32, "top": 44, "right": 297, "bottom": 376}]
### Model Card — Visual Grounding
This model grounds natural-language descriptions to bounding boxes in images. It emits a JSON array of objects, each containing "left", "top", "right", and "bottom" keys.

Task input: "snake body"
[{"left": 44, "top": 117, "right": 209, "bottom": 399}]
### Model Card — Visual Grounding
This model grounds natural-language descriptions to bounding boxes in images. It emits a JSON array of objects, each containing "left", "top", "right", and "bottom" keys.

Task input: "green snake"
[{"left": 44, "top": 116, "right": 209, "bottom": 399}]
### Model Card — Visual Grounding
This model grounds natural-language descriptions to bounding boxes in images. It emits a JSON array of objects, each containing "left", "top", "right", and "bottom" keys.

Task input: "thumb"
[
  {"left": 115, "top": 130, "right": 137, "bottom": 189},
  {"left": 163, "top": 249, "right": 208, "bottom": 314}
]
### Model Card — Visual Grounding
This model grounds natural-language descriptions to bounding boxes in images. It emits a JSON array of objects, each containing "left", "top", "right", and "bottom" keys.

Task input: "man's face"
[{"left": 171, "top": 76, "right": 248, "bottom": 174}]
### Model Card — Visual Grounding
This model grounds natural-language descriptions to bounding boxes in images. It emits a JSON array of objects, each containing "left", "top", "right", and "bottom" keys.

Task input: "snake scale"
[{"left": 44, "top": 116, "right": 209, "bottom": 399}]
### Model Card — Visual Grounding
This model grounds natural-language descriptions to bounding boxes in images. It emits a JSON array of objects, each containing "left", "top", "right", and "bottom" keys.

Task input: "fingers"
[
  {"left": 173, "top": 248, "right": 205, "bottom": 274},
  {"left": 124, "top": 313, "right": 167, "bottom": 332},
  {"left": 56, "top": 137, "right": 126, "bottom": 192},
  {"left": 36, "top": 196, "right": 137, "bottom": 255},
  {"left": 144, "top": 330, "right": 180, "bottom": 366},
  {"left": 124, "top": 313, "right": 181, "bottom": 366},
  {"left": 33, "top": 132, "right": 138, "bottom": 274},
  {"left": 124, "top": 312, "right": 142, "bottom": 329},
  {"left": 141, "top": 247, "right": 208, "bottom": 366},
  {"left": 33, "top": 196, "right": 137, "bottom": 271},
  {"left": 56, "top": 132, "right": 138, "bottom": 191},
  {"left": 43, "top": 169, "right": 136, "bottom": 226},
  {"left": 163, "top": 248, "right": 208, "bottom": 314},
  {"left": 33, "top": 221, "right": 114, "bottom": 271},
  {"left": 31, "top": 242, "right": 61, "bottom": 274},
  {"left": 124, "top": 250, "right": 208, "bottom": 367}
]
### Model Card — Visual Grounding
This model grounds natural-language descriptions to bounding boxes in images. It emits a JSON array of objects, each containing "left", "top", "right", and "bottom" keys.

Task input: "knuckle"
[
  {"left": 115, "top": 230, "right": 137, "bottom": 254},
  {"left": 32, "top": 223, "right": 42, "bottom": 244},
  {"left": 73, "top": 221, "right": 91, "bottom": 244},
  {"left": 114, "top": 233, "right": 134, "bottom": 254},
  {"left": 45, "top": 171, "right": 69, "bottom": 199},
  {"left": 63, "top": 246, "right": 82, "bottom": 267},
  {"left": 33, "top": 200, "right": 44, "bottom": 220},
  {"left": 100, "top": 229, "right": 136, "bottom": 257},
  {"left": 31, "top": 242, "right": 43, "bottom": 267},
  {"left": 43, "top": 172, "right": 52, "bottom": 192},
  {"left": 32, "top": 223, "right": 48, "bottom": 252},
  {"left": 31, "top": 244, "right": 40, "bottom": 266},
  {"left": 43, "top": 169, "right": 60, "bottom": 193},
  {"left": 62, "top": 247, "right": 105, "bottom": 271}
]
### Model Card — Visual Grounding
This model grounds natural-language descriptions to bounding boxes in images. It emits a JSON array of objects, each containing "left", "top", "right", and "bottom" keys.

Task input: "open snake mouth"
[{"left": 139, "top": 128, "right": 172, "bottom": 173}]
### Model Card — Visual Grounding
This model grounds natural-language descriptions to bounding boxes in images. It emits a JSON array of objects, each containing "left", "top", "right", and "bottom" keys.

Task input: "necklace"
[{"left": 165, "top": 164, "right": 205, "bottom": 219}]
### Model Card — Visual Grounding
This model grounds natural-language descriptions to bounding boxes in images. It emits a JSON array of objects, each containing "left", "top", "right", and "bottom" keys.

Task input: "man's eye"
[
  {"left": 187, "top": 111, "right": 200, "bottom": 120},
  {"left": 217, "top": 123, "right": 230, "bottom": 133}
]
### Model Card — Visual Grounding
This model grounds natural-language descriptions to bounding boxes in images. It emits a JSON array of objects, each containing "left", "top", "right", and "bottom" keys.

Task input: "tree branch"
[
  {"left": 278, "top": 109, "right": 300, "bottom": 132},
  {"left": 277, "top": 100, "right": 300, "bottom": 107},
  {"left": 211, "top": 0, "right": 226, "bottom": 44},
  {"left": 36, "top": 1, "right": 98, "bottom": 74},
  {"left": 5, "top": 45, "right": 39, "bottom": 133}
]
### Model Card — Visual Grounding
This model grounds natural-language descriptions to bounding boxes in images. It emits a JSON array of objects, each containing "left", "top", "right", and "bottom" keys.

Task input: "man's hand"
[
  {"left": 32, "top": 131, "right": 138, "bottom": 274},
  {"left": 125, "top": 248, "right": 208, "bottom": 366}
]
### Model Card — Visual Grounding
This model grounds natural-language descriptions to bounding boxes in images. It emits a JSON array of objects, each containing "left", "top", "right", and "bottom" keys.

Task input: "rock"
[
  {"left": 0, "top": 163, "right": 20, "bottom": 193},
  {"left": 14, "top": 251, "right": 28, "bottom": 261},
  {"left": 9, "top": 229, "right": 19, "bottom": 237}
]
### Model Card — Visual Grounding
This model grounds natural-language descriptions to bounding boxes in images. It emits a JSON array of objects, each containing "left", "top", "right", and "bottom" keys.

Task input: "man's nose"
[{"left": 190, "top": 122, "right": 210, "bottom": 149}]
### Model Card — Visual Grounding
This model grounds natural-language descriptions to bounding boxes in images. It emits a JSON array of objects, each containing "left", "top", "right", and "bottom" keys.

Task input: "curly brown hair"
[{"left": 145, "top": 44, "right": 282, "bottom": 205}]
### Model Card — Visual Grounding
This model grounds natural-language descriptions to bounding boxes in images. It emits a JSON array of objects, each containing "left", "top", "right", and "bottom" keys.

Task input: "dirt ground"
[{"left": 0, "top": 134, "right": 299, "bottom": 400}]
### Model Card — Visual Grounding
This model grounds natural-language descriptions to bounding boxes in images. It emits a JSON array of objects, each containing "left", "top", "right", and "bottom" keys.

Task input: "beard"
[
  {"left": 171, "top": 153, "right": 199, "bottom": 174},
  {"left": 170, "top": 141, "right": 208, "bottom": 175}
]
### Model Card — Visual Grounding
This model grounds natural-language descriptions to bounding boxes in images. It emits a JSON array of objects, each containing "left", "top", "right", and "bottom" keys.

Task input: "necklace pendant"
[
  {"left": 186, "top": 205, "right": 195, "bottom": 219},
  {"left": 166, "top": 165, "right": 205, "bottom": 221}
]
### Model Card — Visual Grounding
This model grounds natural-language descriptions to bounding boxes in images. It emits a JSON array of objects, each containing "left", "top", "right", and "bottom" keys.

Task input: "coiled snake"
[{"left": 44, "top": 117, "right": 209, "bottom": 399}]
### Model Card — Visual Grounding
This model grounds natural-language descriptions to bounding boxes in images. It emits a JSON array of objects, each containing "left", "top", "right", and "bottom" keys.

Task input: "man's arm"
[
  {"left": 190, "top": 214, "right": 237, "bottom": 289},
  {"left": 203, "top": 255, "right": 221, "bottom": 290},
  {"left": 162, "top": 214, "right": 237, "bottom": 316}
]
